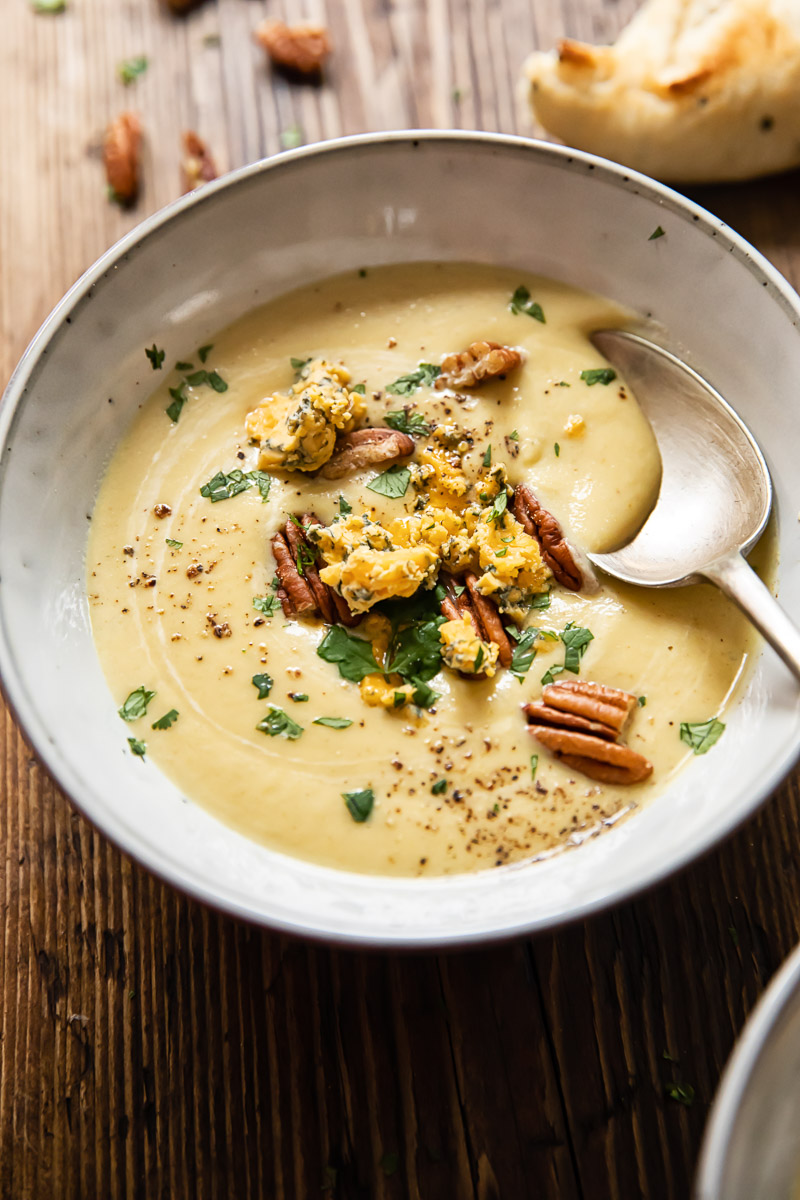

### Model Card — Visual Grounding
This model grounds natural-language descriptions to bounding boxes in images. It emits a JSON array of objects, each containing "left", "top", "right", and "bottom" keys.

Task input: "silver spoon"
[{"left": 587, "top": 329, "right": 800, "bottom": 683}]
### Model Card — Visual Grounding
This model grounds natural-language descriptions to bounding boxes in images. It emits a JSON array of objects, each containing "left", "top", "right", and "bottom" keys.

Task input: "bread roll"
[{"left": 524, "top": 0, "right": 800, "bottom": 183}]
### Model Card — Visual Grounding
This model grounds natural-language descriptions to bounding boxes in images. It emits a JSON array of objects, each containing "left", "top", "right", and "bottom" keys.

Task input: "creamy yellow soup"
[{"left": 88, "top": 263, "right": 754, "bottom": 876}]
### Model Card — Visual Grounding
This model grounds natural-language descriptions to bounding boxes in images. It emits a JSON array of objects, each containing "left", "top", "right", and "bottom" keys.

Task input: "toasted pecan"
[
  {"left": 104, "top": 112, "right": 141, "bottom": 205},
  {"left": 182, "top": 131, "right": 218, "bottom": 193},
  {"left": 320, "top": 428, "right": 415, "bottom": 480},
  {"left": 436, "top": 341, "right": 523, "bottom": 390},
  {"left": 255, "top": 20, "right": 331, "bottom": 77},
  {"left": 524, "top": 679, "right": 636, "bottom": 740},
  {"left": 454, "top": 572, "right": 513, "bottom": 669},
  {"left": 527, "top": 726, "right": 653, "bottom": 785},
  {"left": 272, "top": 514, "right": 360, "bottom": 625},
  {"left": 512, "top": 483, "right": 582, "bottom": 591}
]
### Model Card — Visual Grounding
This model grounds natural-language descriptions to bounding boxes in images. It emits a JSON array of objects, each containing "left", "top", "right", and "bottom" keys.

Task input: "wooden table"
[{"left": 2, "top": 1, "right": 799, "bottom": 1196}]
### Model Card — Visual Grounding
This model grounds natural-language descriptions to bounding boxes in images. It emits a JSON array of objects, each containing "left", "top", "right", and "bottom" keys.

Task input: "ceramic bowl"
[
  {"left": 696, "top": 941, "right": 800, "bottom": 1199},
  {"left": 2, "top": 132, "right": 800, "bottom": 946}
]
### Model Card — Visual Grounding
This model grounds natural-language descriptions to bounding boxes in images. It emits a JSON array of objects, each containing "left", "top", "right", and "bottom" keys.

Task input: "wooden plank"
[{"left": 2, "top": 0, "right": 800, "bottom": 1197}]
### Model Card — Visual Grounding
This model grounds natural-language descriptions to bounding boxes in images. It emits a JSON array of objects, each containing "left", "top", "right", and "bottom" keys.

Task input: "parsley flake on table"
[
  {"left": 256, "top": 706, "right": 303, "bottom": 740},
  {"left": 385, "top": 363, "right": 441, "bottom": 395},
  {"left": 118, "top": 56, "right": 148, "bottom": 85},
  {"left": 343, "top": 787, "right": 374, "bottom": 823},
  {"left": 151, "top": 709, "right": 179, "bottom": 730},
  {"left": 509, "top": 285, "right": 545, "bottom": 323},
  {"left": 251, "top": 673, "right": 273, "bottom": 699},
  {"left": 145, "top": 344, "right": 165, "bottom": 371},
  {"left": 127, "top": 736, "right": 147, "bottom": 758},
  {"left": 313, "top": 716, "right": 353, "bottom": 729},
  {"left": 118, "top": 685, "right": 155, "bottom": 721},
  {"left": 679, "top": 717, "right": 725, "bottom": 754},
  {"left": 384, "top": 410, "right": 430, "bottom": 436},
  {"left": 580, "top": 367, "right": 617, "bottom": 386},
  {"left": 366, "top": 464, "right": 411, "bottom": 499}
]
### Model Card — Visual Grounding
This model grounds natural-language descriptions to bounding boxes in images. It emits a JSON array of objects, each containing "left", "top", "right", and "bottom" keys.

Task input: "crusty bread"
[{"left": 524, "top": 0, "right": 800, "bottom": 183}]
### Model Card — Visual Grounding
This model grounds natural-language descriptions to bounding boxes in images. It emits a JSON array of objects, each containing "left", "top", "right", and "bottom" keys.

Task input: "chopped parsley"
[
  {"left": 185, "top": 369, "right": 208, "bottom": 387},
  {"left": 118, "top": 56, "right": 148, "bottom": 85},
  {"left": 680, "top": 718, "right": 725, "bottom": 755},
  {"left": 166, "top": 538, "right": 183, "bottom": 550},
  {"left": 166, "top": 384, "right": 186, "bottom": 423},
  {"left": 343, "top": 787, "right": 374, "bottom": 823},
  {"left": 351, "top": 383, "right": 366, "bottom": 395},
  {"left": 295, "top": 542, "right": 316, "bottom": 577},
  {"left": 338, "top": 495, "right": 352, "bottom": 515},
  {"left": 431, "top": 779, "right": 447, "bottom": 795},
  {"left": 151, "top": 709, "right": 179, "bottom": 730},
  {"left": 175, "top": 360, "right": 194, "bottom": 372},
  {"left": 384, "top": 410, "right": 430, "bottom": 436},
  {"left": 251, "top": 673, "right": 273, "bottom": 699},
  {"left": 281, "top": 126, "right": 304, "bottom": 150},
  {"left": 638, "top": 695, "right": 647, "bottom": 707},
  {"left": 207, "top": 370, "right": 228, "bottom": 393},
  {"left": 127, "top": 736, "right": 147, "bottom": 758},
  {"left": 580, "top": 367, "right": 617, "bottom": 386},
  {"left": 386, "top": 363, "right": 441, "bottom": 396},
  {"left": 313, "top": 716, "right": 353, "bottom": 729},
  {"left": 199, "top": 468, "right": 271, "bottom": 503},
  {"left": 540, "top": 664, "right": 565, "bottom": 686},
  {"left": 474, "top": 645, "right": 484, "bottom": 671},
  {"left": 290, "top": 356, "right": 311, "bottom": 374},
  {"left": 508, "top": 626, "right": 538, "bottom": 682},
  {"left": 509, "top": 430, "right": 519, "bottom": 441},
  {"left": 665, "top": 1082, "right": 695, "bottom": 1107},
  {"left": 32, "top": 0, "right": 66, "bottom": 11},
  {"left": 366, "top": 464, "right": 411, "bottom": 499},
  {"left": 649, "top": 225, "right": 666, "bottom": 241},
  {"left": 145, "top": 344, "right": 165, "bottom": 370},
  {"left": 197, "top": 344, "right": 213, "bottom": 363},
  {"left": 554, "top": 443, "right": 560, "bottom": 457},
  {"left": 256, "top": 706, "right": 303, "bottom": 740},
  {"left": 556, "top": 380, "right": 571, "bottom": 387},
  {"left": 488, "top": 491, "right": 508, "bottom": 523},
  {"left": 118, "top": 685, "right": 155, "bottom": 722},
  {"left": 530, "top": 592, "right": 551, "bottom": 611},
  {"left": 530, "top": 754, "right": 538, "bottom": 779},
  {"left": 289, "top": 693, "right": 309, "bottom": 702},
  {"left": 253, "top": 594, "right": 280, "bottom": 616},
  {"left": 509, "top": 285, "right": 545, "bottom": 323},
  {"left": 483, "top": 445, "right": 492, "bottom": 467},
  {"left": 317, "top": 626, "right": 380, "bottom": 682},
  {"left": 561, "top": 622, "right": 594, "bottom": 673}
]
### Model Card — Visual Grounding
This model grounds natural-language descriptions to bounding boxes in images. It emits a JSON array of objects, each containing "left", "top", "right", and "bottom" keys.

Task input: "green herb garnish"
[
  {"left": 118, "top": 685, "right": 155, "bottom": 722},
  {"left": 540, "top": 664, "right": 565, "bottom": 685},
  {"left": 509, "top": 430, "right": 519, "bottom": 441},
  {"left": 338, "top": 495, "right": 352, "bottom": 516},
  {"left": 366, "top": 464, "right": 411, "bottom": 499},
  {"left": 281, "top": 126, "right": 304, "bottom": 150},
  {"left": 199, "top": 468, "right": 271, "bottom": 503},
  {"left": 530, "top": 754, "right": 538, "bottom": 779},
  {"left": 351, "top": 383, "right": 366, "bottom": 395},
  {"left": 488, "top": 491, "right": 507, "bottom": 523},
  {"left": 166, "top": 538, "right": 183, "bottom": 550},
  {"left": 554, "top": 443, "right": 560, "bottom": 457},
  {"left": 638, "top": 695, "right": 647, "bottom": 707},
  {"left": 251, "top": 673, "right": 273, "bottom": 699},
  {"left": 32, "top": 0, "right": 66, "bottom": 11},
  {"left": 313, "top": 716, "right": 353, "bottom": 729},
  {"left": 166, "top": 383, "right": 186, "bottom": 423},
  {"left": 317, "top": 626, "right": 380, "bottom": 682},
  {"left": 680, "top": 718, "right": 725, "bottom": 755},
  {"left": 145, "top": 344, "right": 165, "bottom": 371},
  {"left": 207, "top": 370, "right": 228, "bottom": 393},
  {"left": 151, "top": 709, "right": 179, "bottom": 730},
  {"left": 118, "top": 56, "right": 148, "bottom": 85},
  {"left": 509, "top": 285, "right": 545, "bottom": 322},
  {"left": 561, "top": 622, "right": 594, "bottom": 673},
  {"left": 185, "top": 369, "right": 208, "bottom": 387},
  {"left": 508, "top": 626, "right": 538, "bottom": 682},
  {"left": 384, "top": 410, "right": 430, "bottom": 436},
  {"left": 256, "top": 706, "right": 303, "bottom": 740},
  {"left": 197, "top": 344, "right": 213, "bottom": 363},
  {"left": 253, "top": 594, "right": 279, "bottom": 616},
  {"left": 127, "top": 736, "right": 147, "bottom": 758},
  {"left": 665, "top": 1083, "right": 695, "bottom": 1107},
  {"left": 431, "top": 779, "right": 447, "bottom": 795},
  {"left": 343, "top": 787, "right": 374, "bottom": 822},
  {"left": 175, "top": 360, "right": 194, "bottom": 372},
  {"left": 290, "top": 356, "right": 311, "bottom": 374},
  {"left": 580, "top": 367, "right": 617, "bottom": 386},
  {"left": 386, "top": 363, "right": 441, "bottom": 396},
  {"left": 483, "top": 445, "right": 492, "bottom": 467},
  {"left": 530, "top": 592, "right": 551, "bottom": 611},
  {"left": 289, "top": 693, "right": 309, "bottom": 703},
  {"left": 649, "top": 226, "right": 666, "bottom": 241}
]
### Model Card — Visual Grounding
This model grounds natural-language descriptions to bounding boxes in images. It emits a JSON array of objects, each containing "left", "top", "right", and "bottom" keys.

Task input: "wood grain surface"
[{"left": 2, "top": 1, "right": 800, "bottom": 1197}]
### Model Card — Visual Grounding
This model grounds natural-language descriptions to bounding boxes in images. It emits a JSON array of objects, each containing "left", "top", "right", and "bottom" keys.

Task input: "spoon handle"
[{"left": 702, "top": 551, "right": 800, "bottom": 684}]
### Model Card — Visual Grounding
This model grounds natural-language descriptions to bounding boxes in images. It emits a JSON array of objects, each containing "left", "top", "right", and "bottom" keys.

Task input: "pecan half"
[
  {"left": 254, "top": 20, "right": 331, "bottom": 77},
  {"left": 320, "top": 428, "right": 415, "bottom": 480},
  {"left": 524, "top": 679, "right": 651, "bottom": 784},
  {"left": 512, "top": 484, "right": 582, "bottom": 591},
  {"left": 441, "top": 572, "right": 513, "bottom": 670},
  {"left": 104, "top": 112, "right": 142, "bottom": 205},
  {"left": 523, "top": 680, "right": 636, "bottom": 741},
  {"left": 161, "top": 0, "right": 205, "bottom": 11},
  {"left": 436, "top": 342, "right": 523, "bottom": 390},
  {"left": 272, "top": 514, "right": 360, "bottom": 626},
  {"left": 182, "top": 131, "right": 218, "bottom": 193}
]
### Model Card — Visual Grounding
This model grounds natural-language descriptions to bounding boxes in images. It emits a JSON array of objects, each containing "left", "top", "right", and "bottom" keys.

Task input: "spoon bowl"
[{"left": 588, "top": 330, "right": 800, "bottom": 682}]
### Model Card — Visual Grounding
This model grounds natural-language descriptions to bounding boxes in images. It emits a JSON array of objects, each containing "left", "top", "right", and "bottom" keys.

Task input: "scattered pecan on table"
[
  {"left": 104, "top": 112, "right": 142, "bottom": 205},
  {"left": 524, "top": 680, "right": 652, "bottom": 784},
  {"left": 182, "top": 131, "right": 218, "bottom": 193},
  {"left": 271, "top": 514, "right": 360, "bottom": 626},
  {"left": 440, "top": 572, "right": 514, "bottom": 670},
  {"left": 512, "top": 483, "right": 582, "bottom": 591},
  {"left": 320, "top": 428, "right": 415, "bottom": 480},
  {"left": 254, "top": 20, "right": 332, "bottom": 77},
  {"left": 161, "top": 0, "right": 205, "bottom": 11},
  {"left": 435, "top": 342, "right": 523, "bottom": 390}
]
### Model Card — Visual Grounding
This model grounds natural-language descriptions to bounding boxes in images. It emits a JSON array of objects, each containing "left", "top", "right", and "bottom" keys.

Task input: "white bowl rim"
[
  {"left": 695, "top": 939, "right": 800, "bottom": 1198},
  {"left": 2, "top": 129, "right": 800, "bottom": 946}
]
